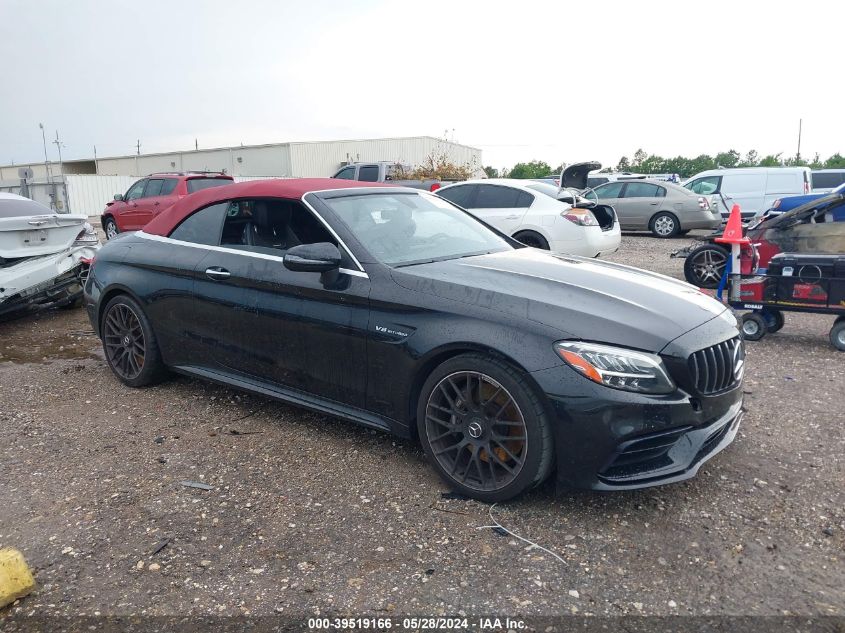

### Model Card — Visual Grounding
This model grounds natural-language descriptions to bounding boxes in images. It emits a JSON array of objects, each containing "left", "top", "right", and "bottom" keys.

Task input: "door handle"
[
  {"left": 154, "top": 201, "right": 160, "bottom": 206},
  {"left": 505, "top": 214, "right": 521, "bottom": 220},
  {"left": 205, "top": 267, "right": 231, "bottom": 280},
  {"left": 649, "top": 202, "right": 659, "bottom": 205}
]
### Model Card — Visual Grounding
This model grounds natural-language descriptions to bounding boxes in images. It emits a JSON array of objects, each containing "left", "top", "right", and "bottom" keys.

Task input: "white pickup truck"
[{"left": 331, "top": 162, "right": 445, "bottom": 191}]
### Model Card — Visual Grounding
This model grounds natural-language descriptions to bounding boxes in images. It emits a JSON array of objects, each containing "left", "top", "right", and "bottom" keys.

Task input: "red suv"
[{"left": 101, "top": 171, "right": 234, "bottom": 239}]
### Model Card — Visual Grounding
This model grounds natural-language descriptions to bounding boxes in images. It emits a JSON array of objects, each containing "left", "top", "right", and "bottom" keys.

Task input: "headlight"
[{"left": 554, "top": 341, "right": 675, "bottom": 394}]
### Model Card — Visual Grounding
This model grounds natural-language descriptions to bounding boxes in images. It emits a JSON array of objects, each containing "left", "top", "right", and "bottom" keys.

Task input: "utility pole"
[
  {"left": 195, "top": 138, "right": 198, "bottom": 151},
  {"left": 136, "top": 139, "right": 141, "bottom": 155},
  {"left": 52, "top": 130, "right": 65, "bottom": 176},
  {"left": 38, "top": 123, "right": 52, "bottom": 182},
  {"left": 796, "top": 118, "right": 802, "bottom": 162},
  {"left": 93, "top": 145, "right": 99, "bottom": 175}
]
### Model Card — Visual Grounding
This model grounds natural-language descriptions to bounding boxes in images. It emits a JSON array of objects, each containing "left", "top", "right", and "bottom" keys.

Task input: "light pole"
[{"left": 38, "top": 123, "right": 52, "bottom": 182}]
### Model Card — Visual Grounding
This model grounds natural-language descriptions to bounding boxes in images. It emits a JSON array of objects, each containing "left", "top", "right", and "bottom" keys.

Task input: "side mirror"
[
  {"left": 283, "top": 242, "right": 341, "bottom": 273},
  {"left": 114, "top": 194, "right": 124, "bottom": 201}
]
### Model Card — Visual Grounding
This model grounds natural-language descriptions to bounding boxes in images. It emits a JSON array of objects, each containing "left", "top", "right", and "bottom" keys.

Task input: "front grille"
[{"left": 688, "top": 337, "right": 743, "bottom": 395}]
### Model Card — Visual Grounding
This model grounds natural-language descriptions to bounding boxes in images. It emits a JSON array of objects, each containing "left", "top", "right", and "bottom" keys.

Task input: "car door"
[
  {"left": 190, "top": 198, "right": 370, "bottom": 408},
  {"left": 119, "top": 178, "right": 149, "bottom": 230},
  {"left": 618, "top": 182, "right": 666, "bottom": 229},
  {"left": 467, "top": 184, "right": 532, "bottom": 234},
  {"left": 592, "top": 182, "right": 626, "bottom": 225},
  {"left": 132, "top": 178, "right": 167, "bottom": 228},
  {"left": 149, "top": 177, "right": 180, "bottom": 218}
]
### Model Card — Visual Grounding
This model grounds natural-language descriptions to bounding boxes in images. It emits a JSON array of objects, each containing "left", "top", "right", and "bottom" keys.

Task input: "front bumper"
[{"left": 531, "top": 363, "right": 744, "bottom": 491}]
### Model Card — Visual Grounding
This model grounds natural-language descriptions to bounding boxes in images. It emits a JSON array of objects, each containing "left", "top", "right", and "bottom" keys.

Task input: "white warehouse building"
[{"left": 0, "top": 135, "right": 482, "bottom": 181}]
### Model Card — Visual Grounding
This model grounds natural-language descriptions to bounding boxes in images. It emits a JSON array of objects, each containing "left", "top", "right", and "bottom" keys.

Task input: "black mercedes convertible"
[{"left": 85, "top": 178, "right": 745, "bottom": 501}]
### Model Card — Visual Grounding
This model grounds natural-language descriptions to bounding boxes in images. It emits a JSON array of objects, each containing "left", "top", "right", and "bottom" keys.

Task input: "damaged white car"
[{"left": 0, "top": 192, "right": 100, "bottom": 320}]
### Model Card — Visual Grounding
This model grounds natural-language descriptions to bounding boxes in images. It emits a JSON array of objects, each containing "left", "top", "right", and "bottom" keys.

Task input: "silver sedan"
[{"left": 590, "top": 179, "right": 722, "bottom": 237}]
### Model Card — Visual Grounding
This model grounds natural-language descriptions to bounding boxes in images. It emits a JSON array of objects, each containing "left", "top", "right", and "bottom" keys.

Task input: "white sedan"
[
  {"left": 0, "top": 192, "right": 99, "bottom": 319},
  {"left": 436, "top": 178, "right": 621, "bottom": 258}
]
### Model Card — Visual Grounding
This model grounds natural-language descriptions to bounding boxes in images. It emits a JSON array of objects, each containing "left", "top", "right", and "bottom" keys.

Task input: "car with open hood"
[
  {"left": 436, "top": 162, "right": 621, "bottom": 257},
  {"left": 0, "top": 193, "right": 99, "bottom": 320},
  {"left": 84, "top": 178, "right": 744, "bottom": 501}
]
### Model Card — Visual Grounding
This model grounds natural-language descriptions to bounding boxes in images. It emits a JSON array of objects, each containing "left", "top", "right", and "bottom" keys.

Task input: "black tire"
[
  {"left": 684, "top": 243, "right": 729, "bottom": 289},
  {"left": 649, "top": 212, "right": 681, "bottom": 238},
  {"left": 104, "top": 217, "right": 119, "bottom": 240},
  {"left": 101, "top": 294, "right": 168, "bottom": 387},
  {"left": 741, "top": 313, "right": 767, "bottom": 341},
  {"left": 762, "top": 309, "right": 785, "bottom": 333},
  {"left": 513, "top": 231, "right": 550, "bottom": 250},
  {"left": 417, "top": 353, "right": 554, "bottom": 502},
  {"left": 829, "top": 319, "right": 845, "bottom": 351}
]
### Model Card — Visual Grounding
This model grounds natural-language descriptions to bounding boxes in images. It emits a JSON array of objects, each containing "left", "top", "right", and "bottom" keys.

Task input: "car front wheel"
[
  {"left": 104, "top": 217, "right": 119, "bottom": 240},
  {"left": 101, "top": 294, "right": 168, "bottom": 387},
  {"left": 417, "top": 353, "right": 554, "bottom": 502}
]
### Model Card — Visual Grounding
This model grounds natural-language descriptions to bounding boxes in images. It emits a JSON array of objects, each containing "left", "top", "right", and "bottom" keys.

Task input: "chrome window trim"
[{"left": 135, "top": 232, "right": 369, "bottom": 279}]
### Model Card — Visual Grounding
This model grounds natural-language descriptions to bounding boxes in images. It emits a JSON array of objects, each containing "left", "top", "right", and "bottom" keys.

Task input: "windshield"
[
  {"left": 186, "top": 177, "right": 233, "bottom": 194},
  {"left": 755, "top": 193, "right": 845, "bottom": 231},
  {"left": 323, "top": 192, "right": 513, "bottom": 266}
]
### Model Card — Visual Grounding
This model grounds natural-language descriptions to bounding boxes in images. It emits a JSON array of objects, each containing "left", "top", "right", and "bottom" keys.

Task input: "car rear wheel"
[
  {"left": 649, "top": 212, "right": 681, "bottom": 238},
  {"left": 513, "top": 231, "right": 549, "bottom": 250},
  {"left": 741, "top": 313, "right": 767, "bottom": 341},
  {"left": 101, "top": 294, "right": 168, "bottom": 387},
  {"left": 684, "top": 244, "right": 728, "bottom": 289},
  {"left": 417, "top": 354, "right": 554, "bottom": 502},
  {"left": 104, "top": 217, "right": 119, "bottom": 240}
]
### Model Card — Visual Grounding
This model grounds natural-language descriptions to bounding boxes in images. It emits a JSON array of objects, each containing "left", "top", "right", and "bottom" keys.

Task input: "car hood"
[{"left": 390, "top": 248, "right": 729, "bottom": 353}]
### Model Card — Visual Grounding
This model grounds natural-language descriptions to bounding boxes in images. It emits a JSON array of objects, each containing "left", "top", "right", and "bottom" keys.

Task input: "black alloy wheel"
[
  {"left": 684, "top": 244, "right": 729, "bottom": 289},
  {"left": 101, "top": 295, "right": 168, "bottom": 387},
  {"left": 103, "top": 303, "right": 146, "bottom": 380},
  {"left": 419, "top": 355, "right": 553, "bottom": 502}
]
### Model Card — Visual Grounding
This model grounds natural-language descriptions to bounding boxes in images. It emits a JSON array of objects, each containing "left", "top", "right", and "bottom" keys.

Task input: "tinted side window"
[
  {"left": 170, "top": 202, "right": 227, "bottom": 245},
  {"left": 160, "top": 178, "right": 179, "bottom": 195},
  {"left": 358, "top": 165, "right": 379, "bottom": 182},
  {"left": 812, "top": 172, "right": 844, "bottom": 190},
  {"left": 586, "top": 177, "right": 609, "bottom": 188},
  {"left": 437, "top": 185, "right": 476, "bottom": 208},
  {"left": 623, "top": 183, "right": 663, "bottom": 198},
  {"left": 594, "top": 182, "right": 624, "bottom": 199},
  {"left": 475, "top": 185, "right": 524, "bottom": 209},
  {"left": 143, "top": 179, "right": 164, "bottom": 197},
  {"left": 334, "top": 167, "right": 355, "bottom": 180},
  {"left": 516, "top": 191, "right": 534, "bottom": 208},
  {"left": 125, "top": 179, "right": 147, "bottom": 200},
  {"left": 685, "top": 176, "right": 721, "bottom": 195}
]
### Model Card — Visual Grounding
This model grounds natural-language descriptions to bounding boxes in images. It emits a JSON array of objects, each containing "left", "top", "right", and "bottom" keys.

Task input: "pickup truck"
[{"left": 331, "top": 162, "right": 445, "bottom": 191}]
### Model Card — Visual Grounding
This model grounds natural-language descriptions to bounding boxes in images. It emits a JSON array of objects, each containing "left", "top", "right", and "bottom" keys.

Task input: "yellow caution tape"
[{"left": 0, "top": 548, "right": 36, "bottom": 609}]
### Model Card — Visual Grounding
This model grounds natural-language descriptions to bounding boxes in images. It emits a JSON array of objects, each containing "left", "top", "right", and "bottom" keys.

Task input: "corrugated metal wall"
[
  {"left": 66, "top": 175, "right": 139, "bottom": 217},
  {"left": 288, "top": 137, "right": 482, "bottom": 177}
]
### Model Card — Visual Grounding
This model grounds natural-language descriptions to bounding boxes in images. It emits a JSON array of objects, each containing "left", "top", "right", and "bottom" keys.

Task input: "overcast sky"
[{"left": 1, "top": 0, "right": 842, "bottom": 171}]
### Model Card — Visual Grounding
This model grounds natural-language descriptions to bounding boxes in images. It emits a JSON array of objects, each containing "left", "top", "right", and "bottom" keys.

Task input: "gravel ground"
[{"left": 1, "top": 231, "right": 843, "bottom": 622}]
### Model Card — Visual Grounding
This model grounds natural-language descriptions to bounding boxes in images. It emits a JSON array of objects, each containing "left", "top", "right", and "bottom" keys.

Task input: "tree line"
[{"left": 486, "top": 150, "right": 845, "bottom": 180}]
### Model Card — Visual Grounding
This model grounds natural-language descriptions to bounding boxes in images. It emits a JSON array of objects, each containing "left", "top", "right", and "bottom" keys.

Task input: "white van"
[{"left": 683, "top": 167, "right": 811, "bottom": 220}]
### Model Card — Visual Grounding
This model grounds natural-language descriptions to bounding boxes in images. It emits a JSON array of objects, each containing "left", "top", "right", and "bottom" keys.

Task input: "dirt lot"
[{"left": 1, "top": 232, "right": 843, "bottom": 623}]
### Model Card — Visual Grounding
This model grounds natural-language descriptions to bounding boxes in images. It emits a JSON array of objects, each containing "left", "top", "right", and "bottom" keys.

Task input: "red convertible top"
[{"left": 143, "top": 178, "right": 391, "bottom": 236}]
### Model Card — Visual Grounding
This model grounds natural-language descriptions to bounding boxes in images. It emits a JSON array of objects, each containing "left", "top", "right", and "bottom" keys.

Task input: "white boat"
[{"left": 0, "top": 192, "right": 100, "bottom": 320}]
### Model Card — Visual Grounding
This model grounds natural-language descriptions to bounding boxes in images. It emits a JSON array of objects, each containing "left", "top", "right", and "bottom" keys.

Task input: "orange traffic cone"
[{"left": 715, "top": 204, "right": 750, "bottom": 245}]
